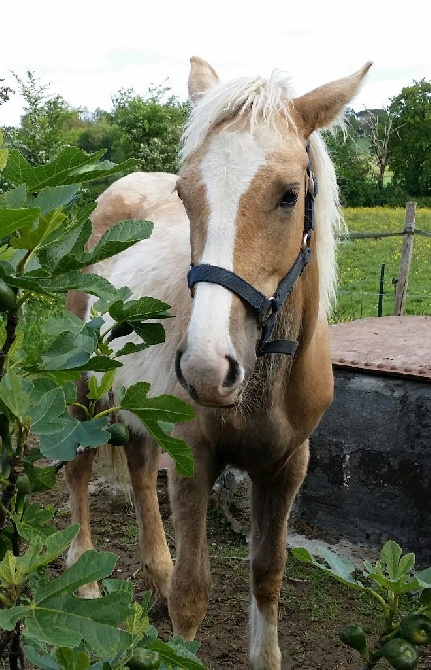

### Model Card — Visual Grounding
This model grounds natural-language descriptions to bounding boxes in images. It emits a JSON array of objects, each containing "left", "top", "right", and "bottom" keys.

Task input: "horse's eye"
[{"left": 279, "top": 190, "right": 298, "bottom": 208}]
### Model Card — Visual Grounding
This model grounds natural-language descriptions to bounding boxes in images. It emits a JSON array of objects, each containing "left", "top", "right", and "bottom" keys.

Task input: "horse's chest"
[{"left": 206, "top": 408, "right": 298, "bottom": 471}]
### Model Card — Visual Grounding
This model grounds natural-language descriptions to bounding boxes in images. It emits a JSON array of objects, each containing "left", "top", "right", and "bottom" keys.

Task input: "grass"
[{"left": 332, "top": 207, "right": 431, "bottom": 322}]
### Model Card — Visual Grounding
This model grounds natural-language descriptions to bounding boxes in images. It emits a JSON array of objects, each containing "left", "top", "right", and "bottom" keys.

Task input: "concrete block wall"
[{"left": 297, "top": 370, "right": 431, "bottom": 566}]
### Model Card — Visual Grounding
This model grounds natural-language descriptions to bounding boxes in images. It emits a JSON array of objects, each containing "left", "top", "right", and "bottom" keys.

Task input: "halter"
[{"left": 187, "top": 143, "right": 318, "bottom": 357}]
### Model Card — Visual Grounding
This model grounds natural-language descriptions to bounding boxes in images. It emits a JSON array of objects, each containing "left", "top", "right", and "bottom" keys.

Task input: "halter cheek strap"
[{"left": 187, "top": 142, "right": 318, "bottom": 357}]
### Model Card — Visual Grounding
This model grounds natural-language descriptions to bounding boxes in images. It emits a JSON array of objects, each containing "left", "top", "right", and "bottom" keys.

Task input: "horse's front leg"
[
  {"left": 249, "top": 440, "right": 309, "bottom": 670},
  {"left": 168, "top": 434, "right": 221, "bottom": 640},
  {"left": 64, "top": 448, "right": 100, "bottom": 598},
  {"left": 124, "top": 432, "right": 173, "bottom": 600}
]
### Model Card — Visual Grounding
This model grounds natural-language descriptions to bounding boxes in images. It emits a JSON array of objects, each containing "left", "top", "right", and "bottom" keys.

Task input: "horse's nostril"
[{"left": 223, "top": 355, "right": 240, "bottom": 388}]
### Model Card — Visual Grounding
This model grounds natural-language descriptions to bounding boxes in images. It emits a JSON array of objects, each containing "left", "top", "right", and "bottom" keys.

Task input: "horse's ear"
[
  {"left": 292, "top": 62, "right": 373, "bottom": 136},
  {"left": 188, "top": 56, "right": 220, "bottom": 104}
]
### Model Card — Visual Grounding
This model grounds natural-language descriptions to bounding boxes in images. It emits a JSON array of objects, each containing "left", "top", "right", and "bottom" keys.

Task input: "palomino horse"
[{"left": 65, "top": 57, "right": 372, "bottom": 669}]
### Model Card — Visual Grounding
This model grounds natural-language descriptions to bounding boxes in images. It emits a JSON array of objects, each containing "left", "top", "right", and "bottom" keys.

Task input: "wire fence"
[{"left": 332, "top": 203, "right": 430, "bottom": 322}]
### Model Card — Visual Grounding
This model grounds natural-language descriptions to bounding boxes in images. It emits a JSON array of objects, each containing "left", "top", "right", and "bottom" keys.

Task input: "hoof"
[{"left": 76, "top": 582, "right": 101, "bottom": 599}]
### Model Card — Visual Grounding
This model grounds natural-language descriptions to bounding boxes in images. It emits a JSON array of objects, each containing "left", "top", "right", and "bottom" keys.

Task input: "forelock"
[{"left": 180, "top": 71, "right": 297, "bottom": 161}]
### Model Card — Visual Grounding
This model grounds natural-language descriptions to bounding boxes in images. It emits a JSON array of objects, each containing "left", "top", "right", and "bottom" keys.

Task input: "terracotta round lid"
[{"left": 330, "top": 315, "right": 431, "bottom": 381}]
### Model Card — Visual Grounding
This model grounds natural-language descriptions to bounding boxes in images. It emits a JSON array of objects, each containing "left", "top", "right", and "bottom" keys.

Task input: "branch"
[{"left": 0, "top": 309, "right": 19, "bottom": 381}]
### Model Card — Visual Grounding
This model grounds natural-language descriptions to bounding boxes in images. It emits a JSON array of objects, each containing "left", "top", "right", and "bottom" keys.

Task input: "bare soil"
[{"left": 39, "top": 468, "right": 431, "bottom": 670}]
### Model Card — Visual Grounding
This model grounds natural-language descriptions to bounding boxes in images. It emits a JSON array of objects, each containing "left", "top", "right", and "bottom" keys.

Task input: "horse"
[{"left": 65, "top": 56, "right": 372, "bottom": 669}]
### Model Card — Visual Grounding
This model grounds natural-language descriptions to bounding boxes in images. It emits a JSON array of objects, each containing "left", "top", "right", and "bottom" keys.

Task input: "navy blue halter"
[{"left": 187, "top": 143, "right": 318, "bottom": 357}]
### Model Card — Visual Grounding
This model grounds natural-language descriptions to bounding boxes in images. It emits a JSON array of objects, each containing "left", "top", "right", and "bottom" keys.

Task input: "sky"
[{"left": 1, "top": 0, "right": 429, "bottom": 128}]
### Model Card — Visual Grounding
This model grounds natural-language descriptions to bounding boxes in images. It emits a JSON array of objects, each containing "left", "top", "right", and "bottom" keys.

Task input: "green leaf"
[
  {"left": 17, "top": 551, "right": 134, "bottom": 656},
  {"left": 115, "top": 341, "right": 151, "bottom": 357},
  {"left": 69, "top": 356, "right": 122, "bottom": 373},
  {"left": 0, "top": 207, "right": 40, "bottom": 237},
  {"left": 38, "top": 416, "right": 109, "bottom": 461},
  {"left": 0, "top": 370, "right": 30, "bottom": 419},
  {"left": 381, "top": 540, "right": 403, "bottom": 579},
  {"left": 124, "top": 601, "right": 149, "bottom": 636},
  {"left": 0, "top": 605, "right": 31, "bottom": 630},
  {"left": 142, "top": 421, "right": 194, "bottom": 477},
  {"left": 0, "top": 550, "right": 21, "bottom": 586},
  {"left": 150, "top": 639, "right": 204, "bottom": 668},
  {"left": 132, "top": 322, "right": 166, "bottom": 346},
  {"left": 92, "top": 286, "right": 133, "bottom": 316},
  {"left": 28, "top": 387, "right": 66, "bottom": 434},
  {"left": 24, "top": 645, "right": 59, "bottom": 670},
  {"left": 7, "top": 270, "right": 120, "bottom": 302},
  {"left": 37, "top": 214, "right": 92, "bottom": 273},
  {"left": 397, "top": 552, "right": 416, "bottom": 576},
  {"left": 170, "top": 636, "right": 202, "bottom": 656},
  {"left": 24, "top": 604, "right": 131, "bottom": 657},
  {"left": 0, "top": 244, "right": 15, "bottom": 261},
  {"left": 0, "top": 184, "right": 27, "bottom": 209},
  {"left": 365, "top": 570, "right": 421, "bottom": 594},
  {"left": 4, "top": 147, "right": 139, "bottom": 191},
  {"left": 3, "top": 147, "right": 102, "bottom": 191},
  {"left": 11, "top": 209, "right": 67, "bottom": 250},
  {"left": 12, "top": 502, "right": 56, "bottom": 541},
  {"left": 316, "top": 547, "right": 359, "bottom": 587},
  {"left": 35, "top": 185, "right": 81, "bottom": 217},
  {"left": 120, "top": 383, "right": 195, "bottom": 476},
  {"left": 121, "top": 383, "right": 195, "bottom": 424},
  {"left": 87, "top": 369, "right": 116, "bottom": 401},
  {"left": 109, "top": 297, "right": 171, "bottom": 322},
  {"left": 24, "top": 461, "right": 57, "bottom": 493},
  {"left": 44, "top": 310, "right": 91, "bottom": 336},
  {"left": 41, "top": 331, "right": 97, "bottom": 370},
  {"left": 82, "top": 219, "right": 154, "bottom": 266},
  {"left": 0, "top": 147, "right": 8, "bottom": 171},
  {"left": 17, "top": 526, "right": 79, "bottom": 574},
  {"left": 102, "top": 578, "right": 133, "bottom": 596},
  {"left": 56, "top": 648, "right": 90, "bottom": 670},
  {"left": 292, "top": 545, "right": 364, "bottom": 590},
  {"left": 291, "top": 547, "right": 314, "bottom": 564},
  {"left": 416, "top": 567, "right": 431, "bottom": 589},
  {"left": 35, "top": 550, "right": 117, "bottom": 602}
]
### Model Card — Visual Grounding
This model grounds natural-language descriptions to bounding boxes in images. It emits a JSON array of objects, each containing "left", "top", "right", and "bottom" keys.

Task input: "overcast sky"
[{"left": 1, "top": 0, "right": 429, "bottom": 127}]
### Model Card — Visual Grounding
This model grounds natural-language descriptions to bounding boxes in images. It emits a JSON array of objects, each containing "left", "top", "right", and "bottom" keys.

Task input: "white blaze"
[{"left": 186, "top": 131, "right": 267, "bottom": 360}]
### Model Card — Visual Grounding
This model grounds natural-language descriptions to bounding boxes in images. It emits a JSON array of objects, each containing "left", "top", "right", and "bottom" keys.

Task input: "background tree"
[
  {"left": 71, "top": 108, "right": 122, "bottom": 162},
  {"left": 0, "top": 78, "right": 14, "bottom": 106},
  {"left": 358, "top": 108, "right": 397, "bottom": 187},
  {"left": 388, "top": 79, "right": 431, "bottom": 198},
  {"left": 322, "top": 118, "right": 378, "bottom": 207},
  {"left": 110, "top": 85, "right": 189, "bottom": 173},
  {"left": 4, "top": 71, "right": 80, "bottom": 165}
]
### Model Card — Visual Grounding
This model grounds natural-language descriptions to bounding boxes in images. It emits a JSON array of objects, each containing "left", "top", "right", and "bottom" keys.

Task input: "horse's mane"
[{"left": 180, "top": 72, "right": 345, "bottom": 316}]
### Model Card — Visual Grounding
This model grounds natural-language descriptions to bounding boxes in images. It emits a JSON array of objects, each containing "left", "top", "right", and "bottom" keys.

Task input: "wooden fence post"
[{"left": 393, "top": 201, "right": 416, "bottom": 316}]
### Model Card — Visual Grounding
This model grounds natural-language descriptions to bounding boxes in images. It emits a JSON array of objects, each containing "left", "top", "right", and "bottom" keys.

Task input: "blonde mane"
[{"left": 180, "top": 72, "right": 345, "bottom": 316}]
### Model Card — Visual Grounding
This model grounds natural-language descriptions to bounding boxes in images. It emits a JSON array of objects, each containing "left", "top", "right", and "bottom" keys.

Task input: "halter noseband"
[{"left": 187, "top": 143, "right": 318, "bottom": 357}]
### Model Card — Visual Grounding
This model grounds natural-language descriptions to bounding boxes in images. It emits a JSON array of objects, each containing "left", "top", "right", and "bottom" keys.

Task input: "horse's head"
[{"left": 175, "top": 56, "right": 372, "bottom": 407}]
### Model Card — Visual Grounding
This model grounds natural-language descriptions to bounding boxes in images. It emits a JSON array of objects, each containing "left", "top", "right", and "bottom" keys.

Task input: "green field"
[{"left": 332, "top": 207, "right": 431, "bottom": 322}]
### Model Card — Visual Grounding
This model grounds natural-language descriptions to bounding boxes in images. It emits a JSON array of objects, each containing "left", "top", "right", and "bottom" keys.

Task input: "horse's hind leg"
[
  {"left": 64, "top": 448, "right": 100, "bottom": 598},
  {"left": 168, "top": 435, "right": 221, "bottom": 639},
  {"left": 124, "top": 432, "right": 173, "bottom": 600},
  {"left": 249, "top": 441, "right": 309, "bottom": 670}
]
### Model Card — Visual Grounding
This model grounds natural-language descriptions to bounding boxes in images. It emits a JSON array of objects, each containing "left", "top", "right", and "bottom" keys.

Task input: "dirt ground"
[{"left": 39, "top": 467, "right": 431, "bottom": 670}]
